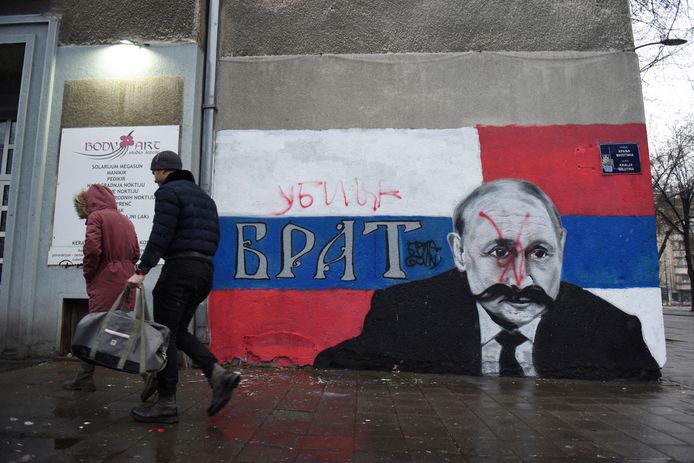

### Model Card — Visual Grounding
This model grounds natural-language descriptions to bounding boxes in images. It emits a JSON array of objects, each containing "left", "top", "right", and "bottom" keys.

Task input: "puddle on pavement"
[
  {"left": 54, "top": 437, "right": 80, "bottom": 449},
  {"left": 53, "top": 403, "right": 111, "bottom": 418},
  {"left": 1, "top": 436, "right": 82, "bottom": 461}
]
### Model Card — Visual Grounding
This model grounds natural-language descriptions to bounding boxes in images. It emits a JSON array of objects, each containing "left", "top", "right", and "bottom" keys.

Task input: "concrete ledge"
[{"left": 217, "top": 51, "right": 644, "bottom": 130}]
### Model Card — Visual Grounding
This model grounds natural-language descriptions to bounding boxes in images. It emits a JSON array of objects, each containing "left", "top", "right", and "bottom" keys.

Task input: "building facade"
[
  {"left": 0, "top": 1, "right": 666, "bottom": 378},
  {"left": 660, "top": 231, "right": 693, "bottom": 306}
]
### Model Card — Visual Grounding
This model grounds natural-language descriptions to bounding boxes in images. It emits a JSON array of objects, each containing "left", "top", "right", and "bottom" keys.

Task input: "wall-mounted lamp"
[
  {"left": 632, "top": 37, "right": 688, "bottom": 51},
  {"left": 102, "top": 39, "right": 154, "bottom": 75},
  {"left": 118, "top": 38, "right": 149, "bottom": 48}
]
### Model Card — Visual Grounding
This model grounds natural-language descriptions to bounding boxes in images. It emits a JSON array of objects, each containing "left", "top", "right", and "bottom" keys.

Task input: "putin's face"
[{"left": 448, "top": 188, "right": 565, "bottom": 327}]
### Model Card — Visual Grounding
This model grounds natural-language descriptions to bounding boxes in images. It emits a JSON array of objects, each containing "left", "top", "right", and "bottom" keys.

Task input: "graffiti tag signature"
[{"left": 405, "top": 240, "right": 442, "bottom": 269}]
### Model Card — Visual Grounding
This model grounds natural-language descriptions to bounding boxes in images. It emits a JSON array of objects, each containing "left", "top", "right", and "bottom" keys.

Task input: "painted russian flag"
[{"left": 209, "top": 124, "right": 664, "bottom": 368}]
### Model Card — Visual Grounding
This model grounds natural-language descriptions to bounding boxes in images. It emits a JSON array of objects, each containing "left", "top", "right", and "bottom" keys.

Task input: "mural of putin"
[{"left": 314, "top": 179, "right": 661, "bottom": 380}]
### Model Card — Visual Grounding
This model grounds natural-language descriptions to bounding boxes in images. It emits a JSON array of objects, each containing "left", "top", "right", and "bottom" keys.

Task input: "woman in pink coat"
[{"left": 63, "top": 184, "right": 140, "bottom": 391}]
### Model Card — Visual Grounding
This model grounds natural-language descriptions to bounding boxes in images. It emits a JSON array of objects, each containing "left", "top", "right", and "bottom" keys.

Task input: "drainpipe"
[
  {"left": 200, "top": 0, "right": 220, "bottom": 194},
  {"left": 196, "top": 0, "right": 220, "bottom": 344}
]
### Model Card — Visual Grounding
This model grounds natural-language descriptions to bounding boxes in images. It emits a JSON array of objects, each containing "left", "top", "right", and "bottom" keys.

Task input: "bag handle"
[
  {"left": 109, "top": 286, "right": 132, "bottom": 312},
  {"left": 136, "top": 286, "right": 149, "bottom": 374},
  {"left": 134, "top": 286, "right": 153, "bottom": 322},
  {"left": 115, "top": 285, "right": 150, "bottom": 374}
]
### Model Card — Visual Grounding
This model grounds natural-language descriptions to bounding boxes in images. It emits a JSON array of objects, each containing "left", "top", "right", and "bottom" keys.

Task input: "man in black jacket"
[
  {"left": 127, "top": 150, "right": 240, "bottom": 423},
  {"left": 315, "top": 179, "right": 661, "bottom": 380}
]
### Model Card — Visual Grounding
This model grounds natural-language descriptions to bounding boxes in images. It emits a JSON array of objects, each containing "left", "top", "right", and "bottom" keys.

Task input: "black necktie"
[{"left": 496, "top": 330, "right": 526, "bottom": 377}]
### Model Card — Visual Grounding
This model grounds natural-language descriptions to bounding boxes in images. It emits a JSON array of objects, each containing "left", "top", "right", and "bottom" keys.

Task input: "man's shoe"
[
  {"left": 207, "top": 370, "right": 241, "bottom": 416},
  {"left": 140, "top": 373, "right": 158, "bottom": 402},
  {"left": 130, "top": 396, "right": 178, "bottom": 424}
]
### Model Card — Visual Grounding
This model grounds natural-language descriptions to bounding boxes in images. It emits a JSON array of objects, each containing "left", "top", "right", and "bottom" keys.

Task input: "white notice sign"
[{"left": 48, "top": 125, "right": 179, "bottom": 265}]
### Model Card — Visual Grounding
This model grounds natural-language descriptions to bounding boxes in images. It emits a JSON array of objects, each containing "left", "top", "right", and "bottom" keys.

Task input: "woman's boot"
[{"left": 62, "top": 362, "right": 96, "bottom": 392}]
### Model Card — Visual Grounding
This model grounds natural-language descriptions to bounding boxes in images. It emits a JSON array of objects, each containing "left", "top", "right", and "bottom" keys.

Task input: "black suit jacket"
[{"left": 314, "top": 270, "right": 661, "bottom": 380}]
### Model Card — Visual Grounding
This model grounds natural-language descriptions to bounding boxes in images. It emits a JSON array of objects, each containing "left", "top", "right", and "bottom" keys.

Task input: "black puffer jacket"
[{"left": 138, "top": 170, "right": 220, "bottom": 273}]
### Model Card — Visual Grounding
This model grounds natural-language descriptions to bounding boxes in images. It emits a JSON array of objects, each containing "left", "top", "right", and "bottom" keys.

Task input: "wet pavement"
[{"left": 0, "top": 309, "right": 693, "bottom": 462}]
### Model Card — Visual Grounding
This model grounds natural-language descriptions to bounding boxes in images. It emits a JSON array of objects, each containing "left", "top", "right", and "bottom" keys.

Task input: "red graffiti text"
[{"left": 275, "top": 178, "right": 402, "bottom": 215}]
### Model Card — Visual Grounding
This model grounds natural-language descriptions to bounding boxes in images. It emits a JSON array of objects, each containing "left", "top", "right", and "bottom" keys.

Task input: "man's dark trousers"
[{"left": 153, "top": 258, "right": 217, "bottom": 396}]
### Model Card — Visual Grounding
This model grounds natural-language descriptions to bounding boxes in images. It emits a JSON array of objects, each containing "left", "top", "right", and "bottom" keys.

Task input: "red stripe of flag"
[
  {"left": 477, "top": 124, "right": 654, "bottom": 216},
  {"left": 209, "top": 289, "right": 374, "bottom": 366}
]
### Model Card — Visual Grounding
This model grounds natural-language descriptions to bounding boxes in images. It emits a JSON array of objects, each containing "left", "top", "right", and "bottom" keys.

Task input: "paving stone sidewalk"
[{"left": 0, "top": 309, "right": 693, "bottom": 463}]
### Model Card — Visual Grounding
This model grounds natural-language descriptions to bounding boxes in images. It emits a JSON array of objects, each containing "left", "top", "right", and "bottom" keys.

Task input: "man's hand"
[{"left": 127, "top": 273, "right": 145, "bottom": 287}]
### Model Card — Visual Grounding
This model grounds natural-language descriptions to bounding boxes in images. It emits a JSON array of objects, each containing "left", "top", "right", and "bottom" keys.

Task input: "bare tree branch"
[
  {"left": 658, "top": 227, "right": 674, "bottom": 258},
  {"left": 651, "top": 119, "right": 694, "bottom": 309},
  {"left": 631, "top": 0, "right": 694, "bottom": 75}
]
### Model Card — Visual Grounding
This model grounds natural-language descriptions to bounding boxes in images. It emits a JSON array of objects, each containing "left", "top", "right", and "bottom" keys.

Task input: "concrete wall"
[
  {"left": 207, "top": 0, "right": 666, "bottom": 378},
  {"left": 220, "top": 0, "right": 633, "bottom": 55},
  {"left": 0, "top": 0, "right": 206, "bottom": 45},
  {"left": 216, "top": 51, "right": 644, "bottom": 130},
  {"left": 216, "top": 0, "right": 640, "bottom": 130},
  {"left": 216, "top": 0, "right": 641, "bottom": 131},
  {"left": 61, "top": 76, "right": 184, "bottom": 128}
]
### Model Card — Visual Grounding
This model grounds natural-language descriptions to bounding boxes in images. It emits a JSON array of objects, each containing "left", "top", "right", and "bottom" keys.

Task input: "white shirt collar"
[{"left": 476, "top": 302, "right": 543, "bottom": 344}]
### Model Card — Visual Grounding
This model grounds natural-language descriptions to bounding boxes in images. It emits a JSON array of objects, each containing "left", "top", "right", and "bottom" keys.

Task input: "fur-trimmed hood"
[{"left": 74, "top": 184, "right": 117, "bottom": 219}]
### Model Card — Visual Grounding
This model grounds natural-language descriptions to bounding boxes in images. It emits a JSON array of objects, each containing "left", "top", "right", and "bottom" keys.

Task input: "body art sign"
[{"left": 48, "top": 125, "right": 179, "bottom": 265}]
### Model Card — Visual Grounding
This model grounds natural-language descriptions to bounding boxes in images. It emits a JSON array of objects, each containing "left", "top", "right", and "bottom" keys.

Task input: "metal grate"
[{"left": 0, "top": 120, "right": 16, "bottom": 282}]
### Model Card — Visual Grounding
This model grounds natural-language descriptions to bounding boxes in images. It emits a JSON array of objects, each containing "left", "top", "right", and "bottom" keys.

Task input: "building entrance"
[{"left": 0, "top": 43, "right": 23, "bottom": 283}]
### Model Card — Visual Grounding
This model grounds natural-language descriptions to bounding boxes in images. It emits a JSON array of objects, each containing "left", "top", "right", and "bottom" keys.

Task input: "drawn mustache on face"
[{"left": 473, "top": 284, "right": 555, "bottom": 307}]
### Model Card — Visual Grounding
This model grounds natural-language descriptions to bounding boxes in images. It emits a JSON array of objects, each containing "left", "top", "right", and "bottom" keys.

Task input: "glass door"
[{"left": 0, "top": 120, "right": 16, "bottom": 281}]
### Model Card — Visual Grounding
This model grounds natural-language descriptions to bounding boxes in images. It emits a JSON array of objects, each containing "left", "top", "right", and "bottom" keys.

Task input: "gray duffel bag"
[{"left": 71, "top": 285, "right": 170, "bottom": 374}]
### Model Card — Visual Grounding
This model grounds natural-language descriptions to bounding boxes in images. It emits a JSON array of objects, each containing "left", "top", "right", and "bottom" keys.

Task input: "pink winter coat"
[{"left": 81, "top": 185, "right": 140, "bottom": 312}]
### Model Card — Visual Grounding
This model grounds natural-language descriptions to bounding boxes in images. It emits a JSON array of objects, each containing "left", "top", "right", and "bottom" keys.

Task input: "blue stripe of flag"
[{"left": 213, "top": 215, "right": 658, "bottom": 290}]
